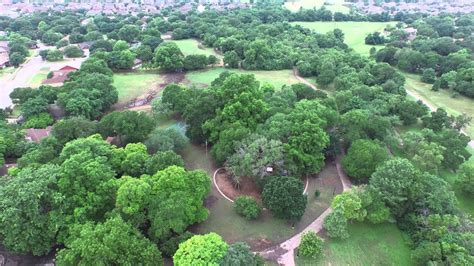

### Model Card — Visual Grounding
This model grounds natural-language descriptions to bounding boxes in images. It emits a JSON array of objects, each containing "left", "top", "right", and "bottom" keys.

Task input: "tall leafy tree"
[
  {"left": 56, "top": 217, "right": 162, "bottom": 265},
  {"left": 173, "top": 233, "right": 228, "bottom": 266},
  {"left": 262, "top": 176, "right": 307, "bottom": 221},
  {"left": 0, "top": 164, "right": 61, "bottom": 255},
  {"left": 342, "top": 139, "right": 388, "bottom": 182}
]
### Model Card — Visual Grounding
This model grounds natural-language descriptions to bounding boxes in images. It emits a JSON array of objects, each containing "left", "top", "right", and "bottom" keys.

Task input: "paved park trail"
[{"left": 259, "top": 157, "right": 352, "bottom": 266}]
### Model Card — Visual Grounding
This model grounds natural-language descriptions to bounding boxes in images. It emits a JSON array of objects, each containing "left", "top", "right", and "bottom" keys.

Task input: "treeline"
[{"left": 374, "top": 13, "right": 474, "bottom": 98}]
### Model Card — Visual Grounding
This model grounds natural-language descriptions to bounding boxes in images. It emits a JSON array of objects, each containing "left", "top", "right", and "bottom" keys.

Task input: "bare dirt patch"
[{"left": 215, "top": 170, "right": 262, "bottom": 202}]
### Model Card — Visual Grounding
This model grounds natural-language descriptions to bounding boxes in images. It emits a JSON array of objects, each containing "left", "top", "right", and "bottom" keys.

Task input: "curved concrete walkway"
[{"left": 259, "top": 157, "right": 351, "bottom": 266}]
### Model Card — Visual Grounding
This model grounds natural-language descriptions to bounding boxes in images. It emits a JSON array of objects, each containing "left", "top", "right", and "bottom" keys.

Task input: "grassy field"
[
  {"left": 185, "top": 67, "right": 306, "bottom": 90},
  {"left": 404, "top": 73, "right": 474, "bottom": 138},
  {"left": 170, "top": 39, "right": 219, "bottom": 57},
  {"left": 0, "top": 67, "right": 15, "bottom": 77},
  {"left": 296, "top": 222, "right": 413, "bottom": 266},
  {"left": 112, "top": 72, "right": 164, "bottom": 104},
  {"left": 291, "top": 21, "right": 396, "bottom": 56},
  {"left": 27, "top": 67, "right": 50, "bottom": 88}
]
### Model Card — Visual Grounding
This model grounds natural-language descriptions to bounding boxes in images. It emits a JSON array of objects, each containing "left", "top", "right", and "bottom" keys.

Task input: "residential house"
[
  {"left": 42, "top": 65, "right": 78, "bottom": 86},
  {"left": 25, "top": 126, "right": 52, "bottom": 143}
]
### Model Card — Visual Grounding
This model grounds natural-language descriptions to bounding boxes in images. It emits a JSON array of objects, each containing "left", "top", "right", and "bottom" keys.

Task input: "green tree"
[
  {"left": 144, "top": 127, "right": 187, "bottom": 153},
  {"left": 46, "top": 49, "right": 64, "bottom": 61},
  {"left": 262, "top": 176, "right": 307, "bottom": 221},
  {"left": 173, "top": 233, "right": 228, "bottom": 266},
  {"left": 22, "top": 112, "right": 54, "bottom": 129},
  {"left": 331, "top": 190, "right": 366, "bottom": 221},
  {"left": 223, "top": 51, "right": 240, "bottom": 68},
  {"left": 56, "top": 216, "right": 162, "bottom": 266},
  {"left": 9, "top": 52, "right": 25, "bottom": 67},
  {"left": 342, "top": 139, "right": 388, "bottom": 182},
  {"left": 154, "top": 42, "right": 184, "bottom": 72},
  {"left": 234, "top": 196, "right": 261, "bottom": 220},
  {"left": 63, "top": 45, "right": 84, "bottom": 58},
  {"left": 118, "top": 25, "right": 140, "bottom": 43},
  {"left": 323, "top": 204, "right": 349, "bottom": 239},
  {"left": 369, "top": 158, "right": 418, "bottom": 217},
  {"left": 145, "top": 150, "right": 184, "bottom": 175},
  {"left": 421, "top": 68, "right": 437, "bottom": 84},
  {"left": 226, "top": 134, "right": 284, "bottom": 184},
  {"left": 120, "top": 143, "right": 150, "bottom": 177},
  {"left": 220, "top": 242, "right": 258, "bottom": 266},
  {"left": 0, "top": 164, "right": 61, "bottom": 255},
  {"left": 298, "top": 231, "right": 324, "bottom": 258},
  {"left": 51, "top": 117, "right": 97, "bottom": 145},
  {"left": 99, "top": 111, "right": 154, "bottom": 145},
  {"left": 456, "top": 164, "right": 474, "bottom": 196},
  {"left": 146, "top": 166, "right": 210, "bottom": 240}
]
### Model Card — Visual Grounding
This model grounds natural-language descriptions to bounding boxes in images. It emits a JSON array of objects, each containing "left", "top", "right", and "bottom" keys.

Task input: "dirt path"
[
  {"left": 259, "top": 157, "right": 352, "bottom": 266},
  {"left": 293, "top": 67, "right": 318, "bottom": 91}
]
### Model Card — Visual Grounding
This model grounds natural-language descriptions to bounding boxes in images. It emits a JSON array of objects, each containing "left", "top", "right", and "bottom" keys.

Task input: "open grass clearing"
[
  {"left": 0, "top": 67, "right": 15, "bottom": 77},
  {"left": 295, "top": 222, "right": 413, "bottom": 266},
  {"left": 185, "top": 67, "right": 307, "bottom": 90},
  {"left": 169, "top": 39, "right": 219, "bottom": 57},
  {"left": 291, "top": 21, "right": 396, "bottom": 56},
  {"left": 112, "top": 72, "right": 164, "bottom": 105},
  {"left": 404, "top": 73, "right": 474, "bottom": 139}
]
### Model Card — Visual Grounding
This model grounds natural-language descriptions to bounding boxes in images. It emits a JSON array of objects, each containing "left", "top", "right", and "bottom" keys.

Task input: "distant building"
[
  {"left": 24, "top": 126, "right": 52, "bottom": 143},
  {"left": 132, "top": 58, "right": 142, "bottom": 70},
  {"left": 42, "top": 65, "right": 78, "bottom": 86}
]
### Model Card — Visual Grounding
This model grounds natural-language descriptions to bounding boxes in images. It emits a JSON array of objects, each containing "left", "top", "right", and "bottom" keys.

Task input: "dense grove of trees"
[
  {"left": 374, "top": 14, "right": 474, "bottom": 98},
  {"left": 0, "top": 4, "right": 473, "bottom": 265}
]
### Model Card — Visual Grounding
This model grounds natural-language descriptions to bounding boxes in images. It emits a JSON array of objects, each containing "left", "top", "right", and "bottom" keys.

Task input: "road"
[{"left": 0, "top": 44, "right": 87, "bottom": 108}]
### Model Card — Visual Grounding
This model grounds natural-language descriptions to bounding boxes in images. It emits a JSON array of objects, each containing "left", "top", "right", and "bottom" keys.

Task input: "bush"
[
  {"left": 298, "top": 231, "right": 324, "bottom": 258},
  {"left": 234, "top": 196, "right": 261, "bottom": 220},
  {"left": 22, "top": 112, "right": 54, "bottom": 129},
  {"left": 314, "top": 190, "right": 320, "bottom": 198},
  {"left": 46, "top": 71, "right": 54, "bottom": 79}
]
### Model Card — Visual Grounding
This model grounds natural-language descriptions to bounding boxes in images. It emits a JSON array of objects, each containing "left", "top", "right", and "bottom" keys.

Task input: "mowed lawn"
[
  {"left": 112, "top": 72, "right": 164, "bottom": 104},
  {"left": 291, "top": 21, "right": 396, "bottom": 56},
  {"left": 404, "top": 73, "right": 474, "bottom": 139},
  {"left": 169, "top": 39, "right": 219, "bottom": 57},
  {"left": 28, "top": 67, "right": 50, "bottom": 88},
  {"left": 185, "top": 67, "right": 305, "bottom": 89},
  {"left": 296, "top": 222, "right": 413, "bottom": 266}
]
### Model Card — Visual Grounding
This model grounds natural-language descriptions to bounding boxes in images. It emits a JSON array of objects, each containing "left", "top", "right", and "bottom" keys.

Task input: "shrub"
[
  {"left": 234, "top": 196, "right": 261, "bottom": 220},
  {"left": 46, "top": 71, "right": 54, "bottom": 79},
  {"left": 314, "top": 190, "right": 320, "bottom": 198},
  {"left": 298, "top": 231, "right": 324, "bottom": 258}
]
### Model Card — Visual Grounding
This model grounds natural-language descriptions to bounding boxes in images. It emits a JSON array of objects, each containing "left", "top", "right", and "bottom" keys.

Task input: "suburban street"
[{"left": 0, "top": 44, "right": 87, "bottom": 108}]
